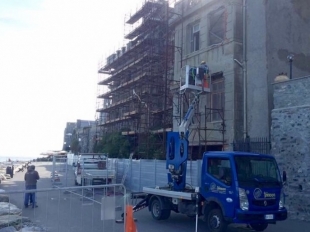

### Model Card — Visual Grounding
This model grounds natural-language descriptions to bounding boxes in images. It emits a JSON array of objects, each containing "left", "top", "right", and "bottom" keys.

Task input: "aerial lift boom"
[{"left": 166, "top": 91, "right": 202, "bottom": 191}]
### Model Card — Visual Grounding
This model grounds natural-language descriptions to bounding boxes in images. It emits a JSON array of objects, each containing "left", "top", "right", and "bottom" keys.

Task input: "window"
[
  {"left": 208, "top": 7, "right": 226, "bottom": 46},
  {"left": 234, "top": 156, "right": 282, "bottom": 187},
  {"left": 211, "top": 75, "right": 225, "bottom": 121},
  {"left": 190, "top": 23, "right": 200, "bottom": 52},
  {"left": 207, "top": 157, "right": 232, "bottom": 186}
]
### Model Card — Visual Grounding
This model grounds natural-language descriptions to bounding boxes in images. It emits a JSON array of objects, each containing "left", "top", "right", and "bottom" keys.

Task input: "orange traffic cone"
[{"left": 125, "top": 205, "right": 137, "bottom": 232}]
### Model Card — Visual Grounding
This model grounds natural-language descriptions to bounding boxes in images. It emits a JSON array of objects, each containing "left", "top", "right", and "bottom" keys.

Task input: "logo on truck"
[
  {"left": 264, "top": 192, "right": 276, "bottom": 199},
  {"left": 253, "top": 188, "right": 262, "bottom": 199},
  {"left": 210, "top": 183, "right": 216, "bottom": 191},
  {"left": 253, "top": 188, "right": 276, "bottom": 199}
]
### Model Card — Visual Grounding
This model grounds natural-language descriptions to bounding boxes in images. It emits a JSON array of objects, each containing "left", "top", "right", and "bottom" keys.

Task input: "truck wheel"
[
  {"left": 250, "top": 223, "right": 268, "bottom": 231},
  {"left": 150, "top": 199, "right": 170, "bottom": 220},
  {"left": 161, "top": 208, "right": 171, "bottom": 220},
  {"left": 206, "top": 208, "right": 227, "bottom": 232}
]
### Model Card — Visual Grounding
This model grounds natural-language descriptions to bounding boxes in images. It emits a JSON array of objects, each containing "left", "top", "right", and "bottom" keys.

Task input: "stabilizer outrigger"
[{"left": 115, "top": 193, "right": 150, "bottom": 223}]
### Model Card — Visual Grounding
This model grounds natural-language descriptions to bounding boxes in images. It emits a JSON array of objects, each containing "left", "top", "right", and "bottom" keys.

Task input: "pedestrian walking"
[
  {"left": 24, "top": 165, "right": 40, "bottom": 208},
  {"left": 6, "top": 166, "right": 11, "bottom": 176},
  {"left": 10, "top": 165, "right": 14, "bottom": 178},
  {"left": 25, "top": 166, "right": 33, "bottom": 205}
]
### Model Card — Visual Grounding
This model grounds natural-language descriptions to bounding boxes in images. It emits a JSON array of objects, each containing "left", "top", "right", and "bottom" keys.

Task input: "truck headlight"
[
  {"left": 239, "top": 188, "right": 249, "bottom": 211},
  {"left": 279, "top": 188, "right": 285, "bottom": 209}
]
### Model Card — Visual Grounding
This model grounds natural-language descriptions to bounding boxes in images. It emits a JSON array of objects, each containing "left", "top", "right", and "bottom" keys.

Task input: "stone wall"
[{"left": 271, "top": 75, "right": 310, "bottom": 221}]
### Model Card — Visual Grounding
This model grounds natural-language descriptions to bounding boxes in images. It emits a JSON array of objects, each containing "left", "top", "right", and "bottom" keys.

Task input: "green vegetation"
[
  {"left": 70, "top": 138, "right": 80, "bottom": 155},
  {"left": 93, "top": 132, "right": 130, "bottom": 158},
  {"left": 93, "top": 132, "right": 165, "bottom": 159}
]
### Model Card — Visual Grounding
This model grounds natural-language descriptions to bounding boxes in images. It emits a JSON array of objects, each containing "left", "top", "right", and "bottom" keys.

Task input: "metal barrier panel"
[
  {"left": 49, "top": 156, "right": 201, "bottom": 193},
  {"left": 2, "top": 184, "right": 126, "bottom": 232},
  {"left": 52, "top": 156, "right": 71, "bottom": 187},
  {"left": 51, "top": 156, "right": 118, "bottom": 188}
]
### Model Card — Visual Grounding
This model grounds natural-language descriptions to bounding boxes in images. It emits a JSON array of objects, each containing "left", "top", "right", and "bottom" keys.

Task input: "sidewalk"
[{"left": 0, "top": 162, "right": 124, "bottom": 232}]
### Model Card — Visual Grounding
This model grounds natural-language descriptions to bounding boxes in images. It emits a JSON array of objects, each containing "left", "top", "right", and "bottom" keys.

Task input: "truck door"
[{"left": 201, "top": 157, "right": 236, "bottom": 218}]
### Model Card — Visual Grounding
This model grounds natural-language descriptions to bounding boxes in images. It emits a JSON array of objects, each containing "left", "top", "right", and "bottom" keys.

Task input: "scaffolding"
[
  {"left": 96, "top": 0, "right": 177, "bottom": 159},
  {"left": 96, "top": 0, "right": 227, "bottom": 160}
]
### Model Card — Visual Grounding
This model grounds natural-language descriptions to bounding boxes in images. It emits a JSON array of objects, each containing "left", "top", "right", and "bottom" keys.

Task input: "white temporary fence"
[
  {"left": 1, "top": 184, "right": 127, "bottom": 232},
  {"left": 52, "top": 156, "right": 202, "bottom": 193},
  {"left": 114, "top": 158, "right": 203, "bottom": 192}
]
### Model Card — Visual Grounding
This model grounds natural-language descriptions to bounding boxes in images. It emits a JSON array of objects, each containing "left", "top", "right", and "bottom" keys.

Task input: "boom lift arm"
[
  {"left": 166, "top": 91, "right": 202, "bottom": 191},
  {"left": 178, "top": 93, "right": 201, "bottom": 139}
]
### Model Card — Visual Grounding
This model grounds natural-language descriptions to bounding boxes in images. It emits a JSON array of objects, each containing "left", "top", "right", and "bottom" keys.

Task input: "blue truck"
[{"left": 129, "top": 92, "right": 287, "bottom": 232}]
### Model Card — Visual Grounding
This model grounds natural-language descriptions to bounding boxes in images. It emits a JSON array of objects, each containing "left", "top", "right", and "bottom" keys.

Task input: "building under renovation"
[
  {"left": 97, "top": 0, "right": 175, "bottom": 159},
  {"left": 96, "top": 0, "right": 226, "bottom": 159},
  {"left": 96, "top": 0, "right": 310, "bottom": 159},
  {"left": 96, "top": 0, "right": 236, "bottom": 159}
]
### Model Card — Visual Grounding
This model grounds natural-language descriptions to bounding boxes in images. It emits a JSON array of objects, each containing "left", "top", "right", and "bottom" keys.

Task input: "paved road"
[
  {"left": 1, "top": 162, "right": 125, "bottom": 232},
  {"left": 2, "top": 162, "right": 309, "bottom": 232},
  {"left": 133, "top": 210, "right": 310, "bottom": 232}
]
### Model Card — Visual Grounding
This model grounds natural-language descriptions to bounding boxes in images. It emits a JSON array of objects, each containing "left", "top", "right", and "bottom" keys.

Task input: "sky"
[{"left": 0, "top": 0, "right": 143, "bottom": 158}]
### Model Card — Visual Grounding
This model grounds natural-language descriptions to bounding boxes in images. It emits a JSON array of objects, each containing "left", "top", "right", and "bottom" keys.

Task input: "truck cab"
[{"left": 201, "top": 151, "right": 287, "bottom": 231}]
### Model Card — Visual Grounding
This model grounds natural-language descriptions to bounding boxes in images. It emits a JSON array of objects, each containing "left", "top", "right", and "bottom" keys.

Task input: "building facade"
[
  {"left": 172, "top": 0, "right": 244, "bottom": 155},
  {"left": 94, "top": 0, "right": 310, "bottom": 159},
  {"left": 63, "top": 120, "right": 96, "bottom": 153},
  {"left": 247, "top": 0, "right": 310, "bottom": 138},
  {"left": 172, "top": 0, "right": 310, "bottom": 156},
  {"left": 63, "top": 122, "right": 76, "bottom": 151},
  {"left": 96, "top": 0, "right": 175, "bottom": 159}
]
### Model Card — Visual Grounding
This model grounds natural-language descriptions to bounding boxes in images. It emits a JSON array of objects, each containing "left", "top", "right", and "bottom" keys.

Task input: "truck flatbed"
[
  {"left": 75, "top": 169, "right": 116, "bottom": 186},
  {"left": 84, "top": 169, "right": 115, "bottom": 177},
  {"left": 143, "top": 187, "right": 197, "bottom": 200}
]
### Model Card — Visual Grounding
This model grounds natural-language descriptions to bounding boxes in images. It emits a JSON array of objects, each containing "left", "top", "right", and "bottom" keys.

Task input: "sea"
[{"left": 0, "top": 156, "right": 37, "bottom": 163}]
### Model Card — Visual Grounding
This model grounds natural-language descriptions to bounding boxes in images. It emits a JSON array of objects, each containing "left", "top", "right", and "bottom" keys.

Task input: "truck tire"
[
  {"left": 206, "top": 208, "right": 227, "bottom": 232},
  {"left": 250, "top": 223, "right": 268, "bottom": 231},
  {"left": 150, "top": 198, "right": 171, "bottom": 220}
]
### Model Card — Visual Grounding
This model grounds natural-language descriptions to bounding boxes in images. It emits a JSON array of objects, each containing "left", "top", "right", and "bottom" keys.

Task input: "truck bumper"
[{"left": 234, "top": 208, "right": 287, "bottom": 224}]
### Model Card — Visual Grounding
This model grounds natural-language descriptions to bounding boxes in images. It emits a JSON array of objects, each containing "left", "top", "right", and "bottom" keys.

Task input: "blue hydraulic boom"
[{"left": 166, "top": 92, "right": 201, "bottom": 191}]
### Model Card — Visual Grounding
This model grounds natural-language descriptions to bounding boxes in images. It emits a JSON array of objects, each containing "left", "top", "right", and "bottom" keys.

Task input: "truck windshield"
[{"left": 234, "top": 155, "right": 282, "bottom": 187}]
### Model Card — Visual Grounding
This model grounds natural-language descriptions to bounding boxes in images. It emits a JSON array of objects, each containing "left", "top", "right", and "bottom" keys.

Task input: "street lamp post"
[
  {"left": 133, "top": 89, "right": 150, "bottom": 158},
  {"left": 287, "top": 54, "right": 294, "bottom": 79},
  {"left": 78, "top": 138, "right": 82, "bottom": 153}
]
